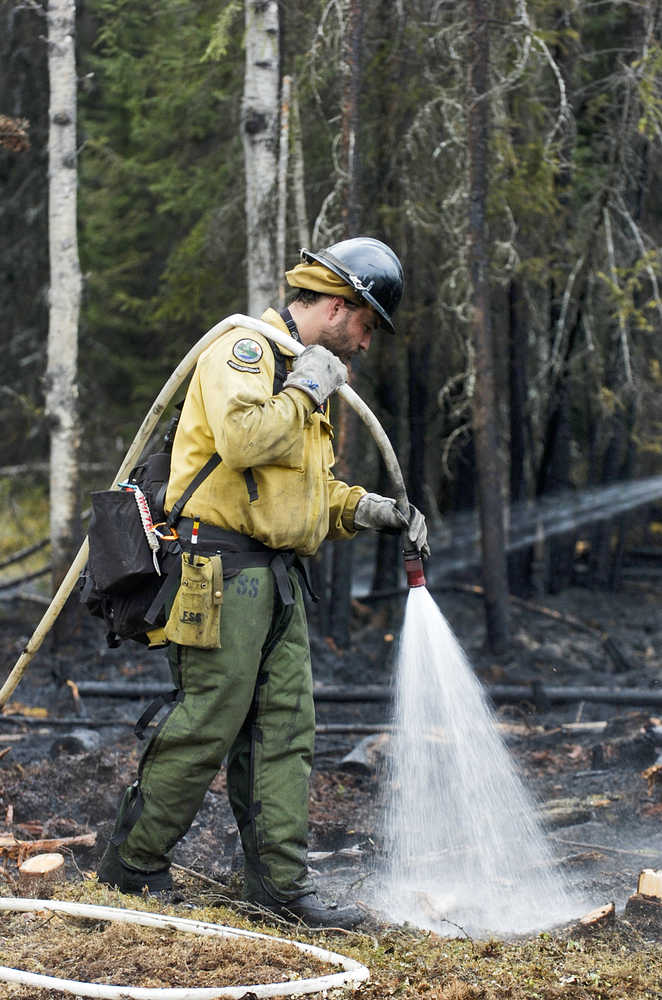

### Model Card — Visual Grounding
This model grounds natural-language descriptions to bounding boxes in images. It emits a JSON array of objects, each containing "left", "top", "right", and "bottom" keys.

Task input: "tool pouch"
[
  {"left": 164, "top": 552, "right": 223, "bottom": 649},
  {"left": 88, "top": 490, "right": 157, "bottom": 594}
]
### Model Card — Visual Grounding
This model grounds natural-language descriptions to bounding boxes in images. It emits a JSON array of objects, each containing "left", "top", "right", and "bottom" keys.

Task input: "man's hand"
[
  {"left": 283, "top": 345, "right": 348, "bottom": 406},
  {"left": 407, "top": 505, "right": 429, "bottom": 557},
  {"left": 353, "top": 493, "right": 430, "bottom": 557}
]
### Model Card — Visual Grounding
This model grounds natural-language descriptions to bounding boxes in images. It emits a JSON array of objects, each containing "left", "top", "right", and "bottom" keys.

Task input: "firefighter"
[{"left": 98, "top": 236, "right": 428, "bottom": 928}]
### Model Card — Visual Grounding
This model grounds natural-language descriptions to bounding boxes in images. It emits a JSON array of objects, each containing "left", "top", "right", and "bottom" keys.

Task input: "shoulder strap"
[
  {"left": 268, "top": 339, "right": 288, "bottom": 394},
  {"left": 167, "top": 453, "right": 222, "bottom": 528}
]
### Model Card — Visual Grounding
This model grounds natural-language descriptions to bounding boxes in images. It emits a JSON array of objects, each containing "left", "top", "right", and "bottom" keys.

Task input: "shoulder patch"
[
  {"left": 227, "top": 360, "right": 261, "bottom": 374},
  {"left": 233, "top": 338, "right": 263, "bottom": 364}
]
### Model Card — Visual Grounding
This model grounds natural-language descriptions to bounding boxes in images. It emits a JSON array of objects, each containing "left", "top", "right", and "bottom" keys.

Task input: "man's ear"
[{"left": 327, "top": 295, "right": 344, "bottom": 319}]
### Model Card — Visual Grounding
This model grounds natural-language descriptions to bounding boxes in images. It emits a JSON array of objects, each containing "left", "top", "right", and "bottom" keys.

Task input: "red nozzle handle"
[{"left": 404, "top": 551, "right": 426, "bottom": 588}]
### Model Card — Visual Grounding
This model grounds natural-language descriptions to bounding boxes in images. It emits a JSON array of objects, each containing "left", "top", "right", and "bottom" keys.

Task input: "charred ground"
[{"left": 2, "top": 571, "right": 662, "bottom": 996}]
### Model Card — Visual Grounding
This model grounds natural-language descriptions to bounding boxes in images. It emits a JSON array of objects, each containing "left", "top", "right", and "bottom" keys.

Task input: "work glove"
[
  {"left": 283, "top": 345, "right": 348, "bottom": 407},
  {"left": 353, "top": 493, "right": 430, "bottom": 558}
]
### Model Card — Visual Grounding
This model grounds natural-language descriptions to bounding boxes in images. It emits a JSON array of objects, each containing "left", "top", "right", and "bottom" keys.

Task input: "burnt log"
[
  {"left": 339, "top": 733, "right": 390, "bottom": 775},
  {"left": 75, "top": 681, "right": 394, "bottom": 702},
  {"left": 576, "top": 902, "right": 616, "bottom": 933},
  {"left": 74, "top": 680, "right": 662, "bottom": 710},
  {"left": 624, "top": 893, "right": 662, "bottom": 934}
]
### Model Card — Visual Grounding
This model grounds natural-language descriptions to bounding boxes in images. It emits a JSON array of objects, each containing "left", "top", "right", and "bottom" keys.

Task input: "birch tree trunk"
[
  {"left": 242, "top": 0, "right": 279, "bottom": 316},
  {"left": 276, "top": 75, "right": 291, "bottom": 309},
  {"left": 467, "top": 0, "right": 510, "bottom": 652},
  {"left": 290, "top": 81, "right": 309, "bottom": 249},
  {"left": 46, "top": 0, "right": 81, "bottom": 601}
]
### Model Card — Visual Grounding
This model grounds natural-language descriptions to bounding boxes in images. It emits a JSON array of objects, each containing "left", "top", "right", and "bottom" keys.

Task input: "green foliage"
[
  {"left": 6, "top": 0, "right": 662, "bottom": 595},
  {"left": 202, "top": 0, "right": 243, "bottom": 63},
  {"left": 635, "top": 43, "right": 662, "bottom": 141},
  {"left": 78, "top": 0, "right": 246, "bottom": 446},
  {"left": 597, "top": 250, "right": 662, "bottom": 334}
]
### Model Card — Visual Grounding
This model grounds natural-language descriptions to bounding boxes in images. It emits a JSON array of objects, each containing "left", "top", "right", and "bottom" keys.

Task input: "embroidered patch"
[
  {"left": 233, "top": 338, "right": 263, "bottom": 364},
  {"left": 227, "top": 360, "right": 261, "bottom": 374}
]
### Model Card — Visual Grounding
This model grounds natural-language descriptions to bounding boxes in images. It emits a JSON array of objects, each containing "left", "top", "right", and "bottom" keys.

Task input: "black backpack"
[{"left": 80, "top": 339, "right": 288, "bottom": 648}]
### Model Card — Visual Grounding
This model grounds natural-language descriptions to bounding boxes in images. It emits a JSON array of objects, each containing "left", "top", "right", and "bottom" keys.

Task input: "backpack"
[{"left": 80, "top": 338, "right": 289, "bottom": 648}]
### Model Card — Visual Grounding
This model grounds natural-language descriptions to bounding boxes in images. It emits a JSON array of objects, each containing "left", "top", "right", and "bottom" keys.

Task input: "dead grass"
[
  {"left": 0, "top": 915, "right": 328, "bottom": 990},
  {"left": 0, "top": 883, "right": 331, "bottom": 997},
  {"left": 1, "top": 881, "right": 662, "bottom": 1000}
]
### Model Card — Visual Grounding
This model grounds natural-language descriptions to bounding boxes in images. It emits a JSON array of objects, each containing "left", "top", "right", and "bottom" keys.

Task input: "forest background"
[{"left": 2, "top": 0, "right": 662, "bottom": 654}]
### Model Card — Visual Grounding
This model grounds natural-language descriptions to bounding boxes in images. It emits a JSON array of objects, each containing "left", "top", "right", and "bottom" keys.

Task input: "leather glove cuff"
[
  {"left": 283, "top": 344, "right": 347, "bottom": 407},
  {"left": 353, "top": 493, "right": 407, "bottom": 533}
]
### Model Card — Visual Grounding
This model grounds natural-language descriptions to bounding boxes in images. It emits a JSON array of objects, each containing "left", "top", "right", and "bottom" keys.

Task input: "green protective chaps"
[{"left": 115, "top": 565, "right": 315, "bottom": 902}]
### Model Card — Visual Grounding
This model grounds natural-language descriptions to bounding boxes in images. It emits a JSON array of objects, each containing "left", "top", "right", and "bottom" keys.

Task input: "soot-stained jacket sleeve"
[
  {"left": 326, "top": 474, "right": 366, "bottom": 540},
  {"left": 198, "top": 332, "right": 316, "bottom": 471}
]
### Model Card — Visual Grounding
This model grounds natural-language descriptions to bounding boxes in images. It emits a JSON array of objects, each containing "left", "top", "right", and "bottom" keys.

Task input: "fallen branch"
[
  {"left": 170, "top": 862, "right": 228, "bottom": 889},
  {"left": 49, "top": 678, "right": 662, "bottom": 710},
  {"left": 75, "top": 681, "right": 394, "bottom": 702},
  {"left": 550, "top": 836, "right": 659, "bottom": 859},
  {"left": 0, "top": 539, "right": 49, "bottom": 571},
  {"left": 316, "top": 724, "right": 393, "bottom": 735},
  {"left": 488, "top": 684, "right": 662, "bottom": 707},
  {"left": 0, "top": 713, "right": 394, "bottom": 738},
  {"left": 0, "top": 832, "right": 96, "bottom": 864},
  {"left": 0, "top": 462, "right": 113, "bottom": 476},
  {"left": 0, "top": 566, "right": 51, "bottom": 592},
  {"left": 0, "top": 590, "right": 51, "bottom": 606},
  {"left": 0, "top": 714, "right": 135, "bottom": 728}
]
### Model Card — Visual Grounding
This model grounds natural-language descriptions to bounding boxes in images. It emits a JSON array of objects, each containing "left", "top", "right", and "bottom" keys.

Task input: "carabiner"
[{"left": 154, "top": 523, "right": 179, "bottom": 541}]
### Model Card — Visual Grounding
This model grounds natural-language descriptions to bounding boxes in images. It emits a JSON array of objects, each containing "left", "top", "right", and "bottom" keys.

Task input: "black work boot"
[
  {"left": 248, "top": 888, "right": 364, "bottom": 930},
  {"left": 97, "top": 841, "right": 173, "bottom": 896}
]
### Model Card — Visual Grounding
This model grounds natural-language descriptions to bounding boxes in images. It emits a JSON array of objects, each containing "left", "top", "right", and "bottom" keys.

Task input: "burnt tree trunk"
[
  {"left": 372, "top": 331, "right": 402, "bottom": 598},
  {"left": 537, "top": 6, "right": 579, "bottom": 594},
  {"left": 467, "top": 0, "right": 510, "bottom": 651},
  {"left": 328, "top": 0, "right": 364, "bottom": 649},
  {"left": 507, "top": 279, "right": 532, "bottom": 595}
]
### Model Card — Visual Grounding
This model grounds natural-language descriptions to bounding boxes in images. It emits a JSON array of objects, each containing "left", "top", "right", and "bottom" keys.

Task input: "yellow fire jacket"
[{"left": 164, "top": 309, "right": 365, "bottom": 556}]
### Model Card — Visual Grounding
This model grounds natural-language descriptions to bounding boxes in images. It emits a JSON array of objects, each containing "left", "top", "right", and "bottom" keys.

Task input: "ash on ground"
[{"left": 2, "top": 574, "right": 662, "bottom": 934}]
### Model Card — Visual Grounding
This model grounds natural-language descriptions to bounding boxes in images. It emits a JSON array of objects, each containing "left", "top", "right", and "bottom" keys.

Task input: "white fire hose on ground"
[
  {"left": 0, "top": 314, "right": 415, "bottom": 708},
  {"left": 0, "top": 897, "right": 370, "bottom": 998}
]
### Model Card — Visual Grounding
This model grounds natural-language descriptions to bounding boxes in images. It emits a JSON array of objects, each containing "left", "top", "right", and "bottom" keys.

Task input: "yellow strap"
[{"left": 146, "top": 627, "right": 168, "bottom": 648}]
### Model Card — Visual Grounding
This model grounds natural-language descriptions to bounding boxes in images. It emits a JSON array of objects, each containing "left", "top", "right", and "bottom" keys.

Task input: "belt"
[
  {"left": 176, "top": 518, "right": 279, "bottom": 555},
  {"left": 174, "top": 518, "right": 316, "bottom": 606}
]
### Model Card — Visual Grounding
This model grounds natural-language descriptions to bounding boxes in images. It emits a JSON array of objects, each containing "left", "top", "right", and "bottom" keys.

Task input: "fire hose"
[{"left": 0, "top": 314, "right": 425, "bottom": 708}]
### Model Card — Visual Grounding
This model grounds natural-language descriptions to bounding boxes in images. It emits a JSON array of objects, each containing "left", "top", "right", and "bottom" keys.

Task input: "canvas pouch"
[{"left": 164, "top": 552, "right": 223, "bottom": 649}]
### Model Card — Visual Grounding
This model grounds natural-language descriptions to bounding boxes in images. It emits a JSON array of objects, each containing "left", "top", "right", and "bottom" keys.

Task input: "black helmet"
[{"left": 300, "top": 236, "right": 404, "bottom": 333}]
